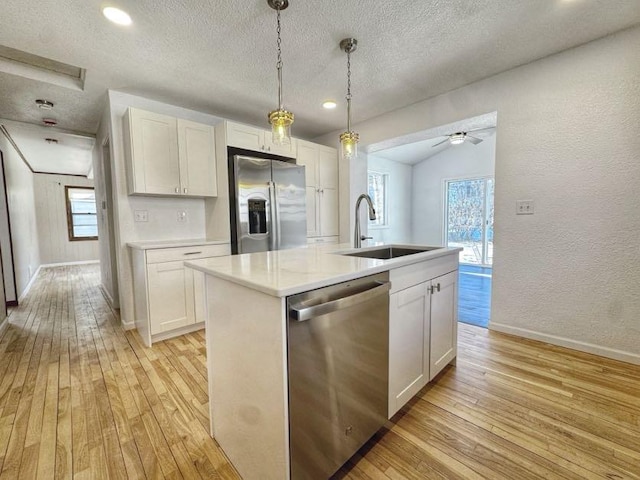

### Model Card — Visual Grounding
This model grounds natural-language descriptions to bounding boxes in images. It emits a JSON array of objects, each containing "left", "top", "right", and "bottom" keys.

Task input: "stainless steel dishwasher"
[{"left": 287, "top": 272, "right": 390, "bottom": 480}]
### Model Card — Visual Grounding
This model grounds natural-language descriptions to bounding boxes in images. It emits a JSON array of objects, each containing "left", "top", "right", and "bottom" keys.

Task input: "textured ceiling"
[{"left": 0, "top": 0, "right": 639, "bottom": 141}]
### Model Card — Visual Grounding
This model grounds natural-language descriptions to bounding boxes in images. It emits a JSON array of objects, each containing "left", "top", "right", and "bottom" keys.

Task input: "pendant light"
[
  {"left": 339, "top": 38, "right": 359, "bottom": 160},
  {"left": 267, "top": 0, "right": 294, "bottom": 145}
]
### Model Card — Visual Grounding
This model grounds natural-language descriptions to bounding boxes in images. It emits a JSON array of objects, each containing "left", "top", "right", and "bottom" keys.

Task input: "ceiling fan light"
[{"left": 450, "top": 133, "right": 465, "bottom": 145}]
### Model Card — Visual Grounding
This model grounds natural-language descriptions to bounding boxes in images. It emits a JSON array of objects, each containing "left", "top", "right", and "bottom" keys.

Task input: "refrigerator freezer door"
[
  {"left": 271, "top": 161, "right": 307, "bottom": 250},
  {"left": 234, "top": 156, "right": 272, "bottom": 254}
]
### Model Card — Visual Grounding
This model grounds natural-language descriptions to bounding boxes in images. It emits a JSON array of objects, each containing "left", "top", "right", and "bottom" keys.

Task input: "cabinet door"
[
  {"left": 226, "top": 122, "right": 264, "bottom": 151},
  {"left": 430, "top": 270, "right": 458, "bottom": 380},
  {"left": 388, "top": 283, "right": 430, "bottom": 418},
  {"left": 177, "top": 119, "right": 217, "bottom": 197},
  {"left": 129, "top": 109, "right": 180, "bottom": 195},
  {"left": 319, "top": 188, "right": 339, "bottom": 237},
  {"left": 296, "top": 141, "right": 318, "bottom": 188},
  {"left": 305, "top": 187, "right": 319, "bottom": 237},
  {"left": 265, "top": 135, "right": 297, "bottom": 158},
  {"left": 318, "top": 146, "right": 338, "bottom": 190},
  {"left": 147, "top": 261, "right": 189, "bottom": 335}
]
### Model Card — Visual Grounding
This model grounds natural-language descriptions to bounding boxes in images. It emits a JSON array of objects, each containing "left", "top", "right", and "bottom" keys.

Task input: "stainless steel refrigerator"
[{"left": 231, "top": 155, "right": 306, "bottom": 254}]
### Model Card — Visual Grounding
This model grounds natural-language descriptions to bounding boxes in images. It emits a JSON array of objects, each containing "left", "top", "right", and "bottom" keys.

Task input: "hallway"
[{"left": 0, "top": 264, "right": 239, "bottom": 479}]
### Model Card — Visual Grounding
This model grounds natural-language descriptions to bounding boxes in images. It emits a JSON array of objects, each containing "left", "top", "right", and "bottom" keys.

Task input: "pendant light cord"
[
  {"left": 346, "top": 50, "right": 352, "bottom": 132},
  {"left": 276, "top": 7, "right": 283, "bottom": 110}
]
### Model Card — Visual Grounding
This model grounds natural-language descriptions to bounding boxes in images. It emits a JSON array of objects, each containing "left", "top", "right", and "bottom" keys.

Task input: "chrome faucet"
[{"left": 354, "top": 194, "right": 376, "bottom": 248}]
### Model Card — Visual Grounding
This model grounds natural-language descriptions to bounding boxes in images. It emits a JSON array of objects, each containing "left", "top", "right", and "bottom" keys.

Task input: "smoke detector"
[
  {"left": 35, "top": 99, "right": 54, "bottom": 110},
  {"left": 42, "top": 118, "right": 58, "bottom": 126},
  {"left": 45, "top": 138, "right": 59, "bottom": 144}
]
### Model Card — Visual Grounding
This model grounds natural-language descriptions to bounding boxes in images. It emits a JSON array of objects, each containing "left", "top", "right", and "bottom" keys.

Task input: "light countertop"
[
  {"left": 127, "top": 238, "right": 230, "bottom": 250},
  {"left": 185, "top": 243, "right": 461, "bottom": 297}
]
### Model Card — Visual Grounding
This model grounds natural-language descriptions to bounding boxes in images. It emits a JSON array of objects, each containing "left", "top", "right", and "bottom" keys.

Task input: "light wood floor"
[{"left": 1, "top": 265, "right": 639, "bottom": 479}]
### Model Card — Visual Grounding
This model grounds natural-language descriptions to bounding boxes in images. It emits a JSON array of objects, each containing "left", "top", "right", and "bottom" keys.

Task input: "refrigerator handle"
[
  {"left": 272, "top": 181, "right": 281, "bottom": 250},
  {"left": 268, "top": 181, "right": 278, "bottom": 250}
]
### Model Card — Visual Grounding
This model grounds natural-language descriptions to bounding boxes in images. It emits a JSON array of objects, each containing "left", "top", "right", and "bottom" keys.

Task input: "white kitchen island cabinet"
[{"left": 186, "top": 243, "right": 460, "bottom": 480}]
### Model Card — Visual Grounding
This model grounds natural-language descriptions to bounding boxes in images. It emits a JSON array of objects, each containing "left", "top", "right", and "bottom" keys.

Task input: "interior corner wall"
[
  {"left": 367, "top": 156, "right": 412, "bottom": 244},
  {"left": 316, "top": 26, "right": 640, "bottom": 363},
  {"left": 34, "top": 173, "right": 99, "bottom": 265},
  {"left": 0, "top": 133, "right": 40, "bottom": 299},
  {"left": 103, "top": 91, "right": 223, "bottom": 327},
  {"left": 412, "top": 136, "right": 496, "bottom": 245}
]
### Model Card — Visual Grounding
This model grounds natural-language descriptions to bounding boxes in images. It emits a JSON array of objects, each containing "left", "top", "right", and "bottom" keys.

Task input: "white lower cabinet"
[
  {"left": 130, "top": 243, "right": 230, "bottom": 346},
  {"left": 388, "top": 265, "right": 458, "bottom": 418}
]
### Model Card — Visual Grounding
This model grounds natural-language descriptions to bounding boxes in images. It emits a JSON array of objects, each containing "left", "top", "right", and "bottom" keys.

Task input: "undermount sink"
[{"left": 341, "top": 246, "right": 442, "bottom": 260}]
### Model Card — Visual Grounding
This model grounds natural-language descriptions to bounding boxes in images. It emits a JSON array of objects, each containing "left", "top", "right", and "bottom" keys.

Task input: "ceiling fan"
[{"left": 432, "top": 126, "right": 495, "bottom": 149}]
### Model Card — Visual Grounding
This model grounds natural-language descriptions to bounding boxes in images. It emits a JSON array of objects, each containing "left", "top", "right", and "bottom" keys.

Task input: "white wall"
[
  {"left": 34, "top": 173, "right": 99, "bottom": 265},
  {"left": 0, "top": 133, "right": 40, "bottom": 299},
  {"left": 412, "top": 136, "right": 496, "bottom": 245},
  {"left": 367, "top": 155, "right": 412, "bottom": 244},
  {"left": 316, "top": 26, "right": 640, "bottom": 363},
  {"left": 95, "top": 91, "right": 223, "bottom": 327},
  {"left": 0, "top": 158, "right": 16, "bottom": 303}
]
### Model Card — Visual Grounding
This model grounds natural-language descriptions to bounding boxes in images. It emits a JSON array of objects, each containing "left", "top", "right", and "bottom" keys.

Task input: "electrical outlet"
[
  {"left": 134, "top": 210, "right": 148, "bottom": 222},
  {"left": 177, "top": 210, "right": 187, "bottom": 223},
  {"left": 516, "top": 200, "right": 534, "bottom": 215}
]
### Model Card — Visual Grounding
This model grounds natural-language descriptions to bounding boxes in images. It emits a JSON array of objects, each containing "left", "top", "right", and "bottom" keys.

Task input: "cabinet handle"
[
  {"left": 428, "top": 285, "right": 435, "bottom": 295},
  {"left": 175, "top": 187, "right": 179, "bottom": 193},
  {"left": 261, "top": 145, "right": 266, "bottom": 151},
  {"left": 183, "top": 251, "right": 203, "bottom": 256},
  {"left": 267, "top": 146, "right": 271, "bottom": 152},
  {"left": 436, "top": 283, "right": 441, "bottom": 292},
  {"left": 183, "top": 188, "right": 187, "bottom": 194}
]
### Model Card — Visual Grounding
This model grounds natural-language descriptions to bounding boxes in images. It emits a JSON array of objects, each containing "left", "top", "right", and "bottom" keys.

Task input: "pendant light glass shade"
[
  {"left": 267, "top": 0, "right": 293, "bottom": 146},
  {"left": 339, "top": 38, "right": 358, "bottom": 160}
]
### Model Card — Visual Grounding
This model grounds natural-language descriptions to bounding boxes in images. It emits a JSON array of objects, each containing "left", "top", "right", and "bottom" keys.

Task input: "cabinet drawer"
[
  {"left": 146, "top": 244, "right": 230, "bottom": 264},
  {"left": 307, "top": 236, "right": 339, "bottom": 244},
  {"left": 390, "top": 254, "right": 458, "bottom": 293}
]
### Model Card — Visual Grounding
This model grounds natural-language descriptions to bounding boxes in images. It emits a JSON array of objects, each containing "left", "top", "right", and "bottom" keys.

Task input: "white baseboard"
[
  {"left": 40, "top": 260, "right": 100, "bottom": 268},
  {"left": 18, "top": 265, "right": 42, "bottom": 302},
  {"left": 489, "top": 322, "right": 640, "bottom": 366},
  {"left": 121, "top": 320, "right": 135, "bottom": 331}
]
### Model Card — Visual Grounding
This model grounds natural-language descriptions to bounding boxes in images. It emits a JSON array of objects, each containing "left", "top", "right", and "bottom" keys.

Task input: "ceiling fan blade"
[
  {"left": 468, "top": 126, "right": 495, "bottom": 134},
  {"left": 432, "top": 137, "right": 450, "bottom": 148},
  {"left": 466, "top": 135, "right": 483, "bottom": 145}
]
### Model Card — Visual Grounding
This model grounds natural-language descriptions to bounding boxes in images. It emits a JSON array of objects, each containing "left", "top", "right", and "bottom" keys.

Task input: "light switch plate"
[
  {"left": 516, "top": 200, "right": 534, "bottom": 215},
  {"left": 177, "top": 210, "right": 187, "bottom": 223},
  {"left": 134, "top": 210, "right": 148, "bottom": 222}
]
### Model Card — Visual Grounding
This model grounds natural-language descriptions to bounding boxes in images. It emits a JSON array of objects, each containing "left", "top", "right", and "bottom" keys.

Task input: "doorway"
[
  {"left": 0, "top": 153, "right": 18, "bottom": 306},
  {"left": 99, "top": 138, "right": 119, "bottom": 308},
  {"left": 445, "top": 176, "right": 493, "bottom": 327}
]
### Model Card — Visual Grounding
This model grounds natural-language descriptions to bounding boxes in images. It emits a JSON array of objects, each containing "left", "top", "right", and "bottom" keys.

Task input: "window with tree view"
[
  {"left": 66, "top": 186, "right": 98, "bottom": 241},
  {"left": 368, "top": 171, "right": 388, "bottom": 226}
]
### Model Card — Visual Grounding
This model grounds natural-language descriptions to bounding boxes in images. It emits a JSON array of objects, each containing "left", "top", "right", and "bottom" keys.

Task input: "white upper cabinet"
[
  {"left": 226, "top": 121, "right": 297, "bottom": 158},
  {"left": 177, "top": 119, "right": 217, "bottom": 197},
  {"left": 297, "top": 140, "right": 339, "bottom": 238},
  {"left": 124, "top": 108, "right": 217, "bottom": 197}
]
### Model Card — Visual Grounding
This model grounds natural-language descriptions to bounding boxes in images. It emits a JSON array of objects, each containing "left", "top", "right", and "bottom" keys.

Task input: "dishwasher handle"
[{"left": 290, "top": 281, "right": 391, "bottom": 322}]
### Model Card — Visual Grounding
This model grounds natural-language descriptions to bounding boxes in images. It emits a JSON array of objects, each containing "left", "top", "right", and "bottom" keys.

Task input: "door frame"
[{"left": 0, "top": 152, "right": 18, "bottom": 306}]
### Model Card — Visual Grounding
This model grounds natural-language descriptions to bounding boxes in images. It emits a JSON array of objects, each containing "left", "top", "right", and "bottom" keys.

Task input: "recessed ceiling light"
[
  {"left": 35, "top": 99, "right": 54, "bottom": 110},
  {"left": 102, "top": 6, "right": 132, "bottom": 26},
  {"left": 322, "top": 101, "right": 337, "bottom": 110}
]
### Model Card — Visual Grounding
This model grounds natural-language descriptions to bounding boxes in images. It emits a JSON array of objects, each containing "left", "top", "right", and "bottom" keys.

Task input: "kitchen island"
[{"left": 186, "top": 243, "right": 461, "bottom": 480}]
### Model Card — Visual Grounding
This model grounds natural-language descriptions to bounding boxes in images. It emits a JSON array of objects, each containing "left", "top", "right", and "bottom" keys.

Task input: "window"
[
  {"left": 367, "top": 171, "right": 388, "bottom": 227},
  {"left": 65, "top": 186, "right": 98, "bottom": 241}
]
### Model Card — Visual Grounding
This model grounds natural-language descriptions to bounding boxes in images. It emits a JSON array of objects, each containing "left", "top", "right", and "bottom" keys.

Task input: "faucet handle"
[{"left": 360, "top": 235, "right": 373, "bottom": 241}]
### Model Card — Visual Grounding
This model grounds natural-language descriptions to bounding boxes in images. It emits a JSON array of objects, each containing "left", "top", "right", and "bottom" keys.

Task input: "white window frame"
[{"left": 367, "top": 170, "right": 389, "bottom": 229}]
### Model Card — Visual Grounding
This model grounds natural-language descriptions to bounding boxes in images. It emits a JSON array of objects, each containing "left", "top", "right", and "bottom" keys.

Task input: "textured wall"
[
  {"left": 412, "top": 136, "right": 496, "bottom": 245},
  {"left": 317, "top": 27, "right": 640, "bottom": 362},
  {"left": 34, "top": 173, "right": 99, "bottom": 265},
  {"left": 0, "top": 134, "right": 40, "bottom": 298},
  {"left": 367, "top": 156, "right": 412, "bottom": 244}
]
